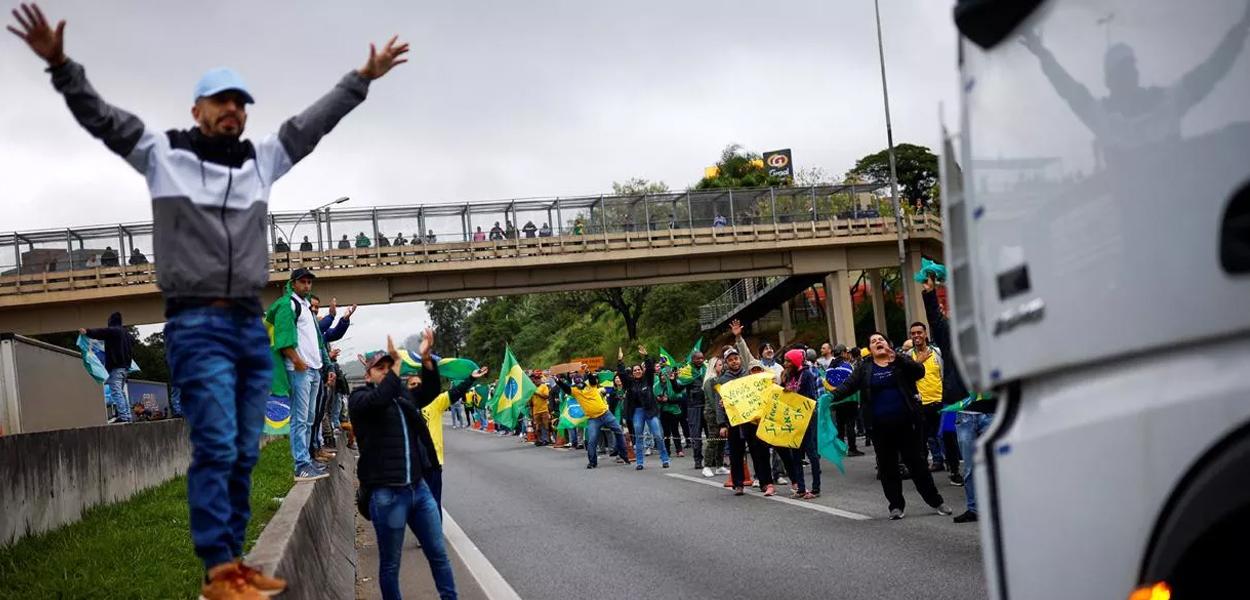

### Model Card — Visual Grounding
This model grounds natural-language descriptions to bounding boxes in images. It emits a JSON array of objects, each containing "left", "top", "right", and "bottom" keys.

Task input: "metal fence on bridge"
[{"left": 0, "top": 183, "right": 939, "bottom": 297}]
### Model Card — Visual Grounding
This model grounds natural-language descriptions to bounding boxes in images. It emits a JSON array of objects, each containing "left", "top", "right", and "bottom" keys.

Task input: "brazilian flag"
[
  {"left": 490, "top": 347, "right": 535, "bottom": 429},
  {"left": 557, "top": 395, "right": 588, "bottom": 431}
]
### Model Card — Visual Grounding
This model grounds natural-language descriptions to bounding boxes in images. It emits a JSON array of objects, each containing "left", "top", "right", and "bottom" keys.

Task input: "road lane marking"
[
  {"left": 665, "top": 473, "right": 872, "bottom": 521},
  {"left": 441, "top": 509, "right": 523, "bottom": 600}
]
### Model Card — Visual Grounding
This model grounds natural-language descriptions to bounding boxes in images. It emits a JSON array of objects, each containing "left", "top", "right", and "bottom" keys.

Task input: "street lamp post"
[
  {"left": 276, "top": 196, "right": 350, "bottom": 251},
  {"left": 873, "top": 0, "right": 913, "bottom": 325}
]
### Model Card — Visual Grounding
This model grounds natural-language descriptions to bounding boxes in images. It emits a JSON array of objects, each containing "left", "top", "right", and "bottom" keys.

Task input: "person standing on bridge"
[
  {"left": 80, "top": 311, "right": 135, "bottom": 423},
  {"left": 8, "top": 4, "right": 409, "bottom": 595}
]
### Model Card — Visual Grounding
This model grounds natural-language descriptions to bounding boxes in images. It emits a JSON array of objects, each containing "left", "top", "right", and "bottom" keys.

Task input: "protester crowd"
[{"left": 446, "top": 274, "right": 994, "bottom": 525}]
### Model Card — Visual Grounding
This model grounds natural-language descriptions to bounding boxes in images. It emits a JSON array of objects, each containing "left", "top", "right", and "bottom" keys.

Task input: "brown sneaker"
[
  {"left": 314, "top": 449, "right": 335, "bottom": 463},
  {"left": 200, "top": 562, "right": 264, "bottom": 600},
  {"left": 236, "top": 560, "right": 286, "bottom": 597}
]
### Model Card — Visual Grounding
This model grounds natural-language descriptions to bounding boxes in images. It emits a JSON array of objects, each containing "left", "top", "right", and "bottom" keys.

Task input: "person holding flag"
[
  {"left": 489, "top": 347, "right": 535, "bottom": 435},
  {"left": 554, "top": 366, "right": 629, "bottom": 468},
  {"left": 830, "top": 332, "right": 952, "bottom": 520}
]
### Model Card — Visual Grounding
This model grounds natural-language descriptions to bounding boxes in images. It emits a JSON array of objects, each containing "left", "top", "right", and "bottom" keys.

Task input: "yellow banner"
[
  {"left": 718, "top": 372, "right": 779, "bottom": 426},
  {"left": 756, "top": 390, "right": 815, "bottom": 449}
]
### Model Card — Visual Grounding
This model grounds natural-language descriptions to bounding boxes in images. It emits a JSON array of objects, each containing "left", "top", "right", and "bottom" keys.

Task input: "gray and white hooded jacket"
[{"left": 49, "top": 60, "right": 369, "bottom": 314}]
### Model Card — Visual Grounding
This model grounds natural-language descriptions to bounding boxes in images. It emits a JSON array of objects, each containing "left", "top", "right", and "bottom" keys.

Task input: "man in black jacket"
[
  {"left": 831, "top": 332, "right": 952, "bottom": 520},
  {"left": 81, "top": 311, "right": 135, "bottom": 423},
  {"left": 349, "top": 330, "right": 456, "bottom": 600}
]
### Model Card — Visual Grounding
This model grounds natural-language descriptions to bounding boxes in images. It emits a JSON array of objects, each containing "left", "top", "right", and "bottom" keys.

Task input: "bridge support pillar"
[
  {"left": 779, "top": 300, "right": 795, "bottom": 347},
  {"left": 823, "top": 271, "right": 856, "bottom": 347},
  {"left": 867, "top": 269, "right": 888, "bottom": 334}
]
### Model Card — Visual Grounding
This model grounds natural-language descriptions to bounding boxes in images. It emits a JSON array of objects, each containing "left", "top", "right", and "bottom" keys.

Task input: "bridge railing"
[{"left": 0, "top": 185, "right": 943, "bottom": 298}]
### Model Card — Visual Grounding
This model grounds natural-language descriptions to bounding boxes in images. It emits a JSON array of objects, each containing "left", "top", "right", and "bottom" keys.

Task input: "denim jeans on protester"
[
  {"left": 164, "top": 306, "right": 272, "bottom": 569},
  {"left": 631, "top": 408, "right": 670, "bottom": 466},
  {"left": 287, "top": 368, "right": 320, "bottom": 473},
  {"left": 370, "top": 481, "right": 457, "bottom": 600},
  {"left": 956, "top": 411, "right": 994, "bottom": 513},
  {"left": 585, "top": 412, "right": 629, "bottom": 466},
  {"left": 450, "top": 402, "right": 466, "bottom": 428},
  {"left": 329, "top": 392, "right": 343, "bottom": 430},
  {"left": 106, "top": 367, "right": 130, "bottom": 421},
  {"left": 922, "top": 403, "right": 945, "bottom": 466},
  {"left": 310, "top": 368, "right": 329, "bottom": 452}
]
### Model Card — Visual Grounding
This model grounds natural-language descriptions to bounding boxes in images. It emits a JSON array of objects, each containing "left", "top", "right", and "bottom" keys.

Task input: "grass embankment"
[{"left": 0, "top": 438, "right": 294, "bottom": 599}]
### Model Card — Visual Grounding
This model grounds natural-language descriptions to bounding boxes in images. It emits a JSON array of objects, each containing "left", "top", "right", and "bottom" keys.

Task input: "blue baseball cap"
[{"left": 194, "top": 67, "right": 255, "bottom": 104}]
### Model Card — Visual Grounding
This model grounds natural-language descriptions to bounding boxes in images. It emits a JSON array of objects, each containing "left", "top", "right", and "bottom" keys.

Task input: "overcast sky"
[{"left": 2, "top": 0, "right": 962, "bottom": 357}]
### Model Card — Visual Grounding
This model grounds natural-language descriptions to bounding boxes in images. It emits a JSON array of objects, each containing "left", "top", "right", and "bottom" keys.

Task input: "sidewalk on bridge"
[{"left": 355, "top": 512, "right": 489, "bottom": 600}]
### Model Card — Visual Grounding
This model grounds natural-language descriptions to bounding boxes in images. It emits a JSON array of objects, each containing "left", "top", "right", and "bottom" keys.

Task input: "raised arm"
[
  {"left": 730, "top": 320, "right": 756, "bottom": 364},
  {"left": 1020, "top": 28, "right": 1102, "bottom": 135},
  {"left": 9, "top": 5, "right": 156, "bottom": 173}
]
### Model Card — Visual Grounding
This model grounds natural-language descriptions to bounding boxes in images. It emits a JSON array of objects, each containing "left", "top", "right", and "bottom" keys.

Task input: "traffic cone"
[
  {"left": 526, "top": 423, "right": 536, "bottom": 442},
  {"left": 724, "top": 459, "right": 752, "bottom": 488},
  {"left": 486, "top": 420, "right": 496, "bottom": 433},
  {"left": 555, "top": 432, "right": 566, "bottom": 447},
  {"left": 626, "top": 433, "right": 636, "bottom": 462}
]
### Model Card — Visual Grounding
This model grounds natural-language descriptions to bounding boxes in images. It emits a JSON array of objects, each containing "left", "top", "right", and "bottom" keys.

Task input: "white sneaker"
[
  {"left": 645, "top": 448, "right": 652, "bottom": 456},
  {"left": 715, "top": 466, "right": 731, "bottom": 475},
  {"left": 702, "top": 467, "right": 715, "bottom": 478},
  {"left": 776, "top": 476, "right": 790, "bottom": 485}
]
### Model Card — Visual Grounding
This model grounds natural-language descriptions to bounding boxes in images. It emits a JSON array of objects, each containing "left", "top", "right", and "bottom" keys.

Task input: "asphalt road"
[{"left": 440, "top": 424, "right": 988, "bottom": 600}]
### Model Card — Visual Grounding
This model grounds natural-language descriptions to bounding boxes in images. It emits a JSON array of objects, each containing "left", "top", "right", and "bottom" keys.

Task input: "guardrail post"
[
  {"left": 599, "top": 195, "right": 608, "bottom": 245},
  {"left": 371, "top": 208, "right": 380, "bottom": 264},
  {"left": 769, "top": 187, "right": 778, "bottom": 235},
  {"left": 642, "top": 194, "right": 652, "bottom": 247},
  {"left": 727, "top": 189, "right": 736, "bottom": 239},
  {"left": 810, "top": 187, "right": 817, "bottom": 234}
]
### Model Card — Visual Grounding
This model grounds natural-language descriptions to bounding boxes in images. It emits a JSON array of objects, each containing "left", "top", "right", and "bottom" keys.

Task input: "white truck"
[{"left": 947, "top": 0, "right": 1250, "bottom": 598}]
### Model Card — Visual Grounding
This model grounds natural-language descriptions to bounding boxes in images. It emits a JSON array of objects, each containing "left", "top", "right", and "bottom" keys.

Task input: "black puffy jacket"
[
  {"left": 830, "top": 354, "right": 926, "bottom": 432},
  {"left": 617, "top": 357, "right": 658, "bottom": 418},
  {"left": 349, "top": 363, "right": 441, "bottom": 488}
]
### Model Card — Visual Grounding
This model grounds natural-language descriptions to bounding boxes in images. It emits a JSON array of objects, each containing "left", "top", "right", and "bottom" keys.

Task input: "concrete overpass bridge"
[{"left": 0, "top": 184, "right": 942, "bottom": 338}]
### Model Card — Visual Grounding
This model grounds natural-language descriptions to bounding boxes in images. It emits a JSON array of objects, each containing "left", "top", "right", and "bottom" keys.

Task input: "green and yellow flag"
[{"left": 490, "top": 347, "right": 536, "bottom": 429}]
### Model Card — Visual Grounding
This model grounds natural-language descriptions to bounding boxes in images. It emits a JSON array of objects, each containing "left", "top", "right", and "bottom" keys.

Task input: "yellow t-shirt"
[
  {"left": 909, "top": 349, "right": 943, "bottom": 405},
  {"left": 421, "top": 391, "right": 451, "bottom": 464},
  {"left": 570, "top": 384, "right": 608, "bottom": 419},
  {"left": 532, "top": 384, "right": 550, "bottom": 415}
]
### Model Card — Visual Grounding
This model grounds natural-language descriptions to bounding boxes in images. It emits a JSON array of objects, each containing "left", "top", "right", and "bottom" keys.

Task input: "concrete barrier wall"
[
  {"left": 0, "top": 419, "right": 190, "bottom": 547},
  {"left": 247, "top": 447, "right": 357, "bottom": 600}
]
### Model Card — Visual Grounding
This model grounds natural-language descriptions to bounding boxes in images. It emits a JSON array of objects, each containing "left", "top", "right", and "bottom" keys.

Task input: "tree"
[
  {"left": 130, "top": 331, "right": 169, "bottom": 383},
  {"left": 593, "top": 287, "right": 651, "bottom": 341},
  {"left": 427, "top": 298, "right": 473, "bottom": 357},
  {"left": 696, "top": 144, "right": 785, "bottom": 190},
  {"left": 612, "top": 178, "right": 669, "bottom": 196},
  {"left": 847, "top": 143, "right": 939, "bottom": 207}
]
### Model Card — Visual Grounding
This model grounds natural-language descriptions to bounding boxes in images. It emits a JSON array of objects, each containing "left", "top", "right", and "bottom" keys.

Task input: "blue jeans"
[
  {"left": 450, "top": 402, "right": 466, "bottom": 428},
  {"left": 106, "top": 368, "right": 130, "bottom": 421},
  {"left": 956, "top": 411, "right": 994, "bottom": 513},
  {"left": 164, "top": 307, "right": 272, "bottom": 569},
  {"left": 370, "top": 481, "right": 457, "bottom": 600},
  {"left": 169, "top": 384, "right": 184, "bottom": 417},
  {"left": 632, "top": 409, "right": 670, "bottom": 466},
  {"left": 287, "top": 368, "right": 319, "bottom": 472},
  {"left": 329, "top": 392, "right": 343, "bottom": 429},
  {"left": 585, "top": 412, "right": 628, "bottom": 466}
]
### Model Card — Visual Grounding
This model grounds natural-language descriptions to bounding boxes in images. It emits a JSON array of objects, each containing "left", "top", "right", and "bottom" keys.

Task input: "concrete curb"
[{"left": 248, "top": 446, "right": 357, "bottom": 600}]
